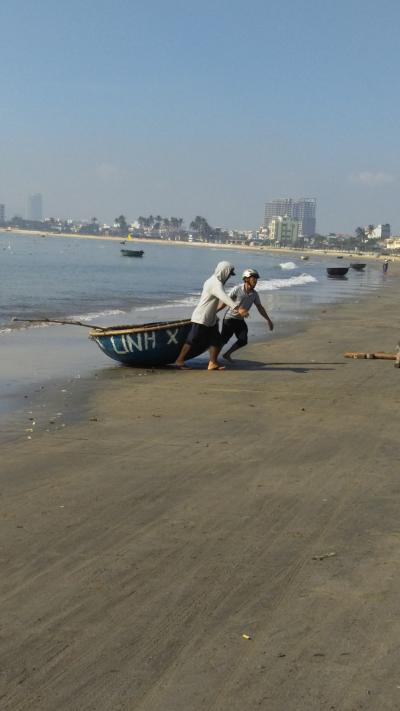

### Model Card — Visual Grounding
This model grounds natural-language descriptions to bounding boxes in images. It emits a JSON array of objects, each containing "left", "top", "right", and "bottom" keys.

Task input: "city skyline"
[
  {"left": 1, "top": 1, "right": 400, "bottom": 233},
  {"left": 0, "top": 192, "right": 393, "bottom": 237}
]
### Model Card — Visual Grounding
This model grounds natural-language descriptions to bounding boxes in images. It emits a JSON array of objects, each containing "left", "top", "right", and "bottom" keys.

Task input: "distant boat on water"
[
  {"left": 327, "top": 266, "right": 349, "bottom": 277},
  {"left": 121, "top": 249, "right": 144, "bottom": 257},
  {"left": 301, "top": 255, "right": 309, "bottom": 260},
  {"left": 350, "top": 263, "right": 366, "bottom": 271}
]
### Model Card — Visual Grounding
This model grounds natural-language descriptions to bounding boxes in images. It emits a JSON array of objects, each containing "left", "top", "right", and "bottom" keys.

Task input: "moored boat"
[
  {"left": 300, "top": 255, "right": 309, "bottom": 260},
  {"left": 326, "top": 266, "right": 349, "bottom": 277},
  {"left": 121, "top": 249, "right": 144, "bottom": 257},
  {"left": 350, "top": 263, "right": 366, "bottom": 271},
  {"left": 90, "top": 319, "right": 193, "bottom": 366}
]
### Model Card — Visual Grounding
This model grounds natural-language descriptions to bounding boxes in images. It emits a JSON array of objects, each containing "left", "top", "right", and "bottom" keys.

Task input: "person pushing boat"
[
  {"left": 219, "top": 268, "right": 273, "bottom": 363},
  {"left": 174, "top": 261, "right": 249, "bottom": 370}
]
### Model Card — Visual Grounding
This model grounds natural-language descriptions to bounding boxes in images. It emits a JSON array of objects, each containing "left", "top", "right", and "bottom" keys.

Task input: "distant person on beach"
[
  {"left": 383, "top": 259, "right": 389, "bottom": 274},
  {"left": 218, "top": 268, "right": 274, "bottom": 363},
  {"left": 174, "top": 261, "right": 248, "bottom": 370}
]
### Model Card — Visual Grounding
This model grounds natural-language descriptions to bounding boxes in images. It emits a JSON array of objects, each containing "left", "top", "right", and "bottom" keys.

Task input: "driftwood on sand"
[{"left": 344, "top": 352, "right": 396, "bottom": 360}]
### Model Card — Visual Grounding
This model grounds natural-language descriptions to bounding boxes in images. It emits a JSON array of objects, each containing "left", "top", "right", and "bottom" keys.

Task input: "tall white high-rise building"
[
  {"left": 29, "top": 193, "right": 43, "bottom": 221},
  {"left": 264, "top": 197, "right": 316, "bottom": 237}
]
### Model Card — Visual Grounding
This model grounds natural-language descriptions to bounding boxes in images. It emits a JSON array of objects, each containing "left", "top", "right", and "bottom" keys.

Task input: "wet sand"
[{"left": 1, "top": 266, "right": 400, "bottom": 710}]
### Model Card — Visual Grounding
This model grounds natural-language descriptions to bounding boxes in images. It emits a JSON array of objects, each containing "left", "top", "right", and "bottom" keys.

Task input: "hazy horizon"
[{"left": 1, "top": 0, "right": 400, "bottom": 233}]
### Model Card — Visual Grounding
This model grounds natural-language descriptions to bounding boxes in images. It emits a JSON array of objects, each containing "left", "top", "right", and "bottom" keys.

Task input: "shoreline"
[
  {"left": 3, "top": 227, "right": 394, "bottom": 261},
  {"left": 2, "top": 266, "right": 400, "bottom": 709},
  {"left": 0, "top": 262, "right": 389, "bottom": 433}
]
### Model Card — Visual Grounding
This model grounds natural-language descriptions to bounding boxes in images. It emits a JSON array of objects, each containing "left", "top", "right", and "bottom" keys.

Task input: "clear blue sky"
[{"left": 1, "top": 0, "right": 399, "bottom": 233}]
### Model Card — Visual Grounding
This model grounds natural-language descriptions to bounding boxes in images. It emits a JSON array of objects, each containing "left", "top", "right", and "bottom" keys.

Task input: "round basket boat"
[
  {"left": 326, "top": 266, "right": 349, "bottom": 277},
  {"left": 350, "top": 263, "right": 366, "bottom": 271},
  {"left": 90, "top": 319, "right": 193, "bottom": 366}
]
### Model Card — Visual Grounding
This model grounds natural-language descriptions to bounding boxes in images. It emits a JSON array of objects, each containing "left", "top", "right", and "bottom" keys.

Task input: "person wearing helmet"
[
  {"left": 174, "top": 261, "right": 249, "bottom": 370},
  {"left": 218, "top": 267, "right": 273, "bottom": 363}
]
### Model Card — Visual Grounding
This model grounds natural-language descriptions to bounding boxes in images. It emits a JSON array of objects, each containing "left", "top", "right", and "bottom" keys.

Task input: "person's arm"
[
  {"left": 217, "top": 287, "right": 236, "bottom": 313},
  {"left": 256, "top": 303, "right": 274, "bottom": 330},
  {"left": 212, "top": 282, "right": 248, "bottom": 316}
]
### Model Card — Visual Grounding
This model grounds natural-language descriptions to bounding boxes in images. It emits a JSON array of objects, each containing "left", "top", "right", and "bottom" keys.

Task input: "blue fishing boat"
[{"left": 90, "top": 319, "right": 193, "bottom": 366}]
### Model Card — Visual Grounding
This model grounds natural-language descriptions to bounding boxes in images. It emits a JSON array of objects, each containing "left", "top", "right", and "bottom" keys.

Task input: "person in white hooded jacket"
[{"left": 175, "top": 261, "right": 249, "bottom": 370}]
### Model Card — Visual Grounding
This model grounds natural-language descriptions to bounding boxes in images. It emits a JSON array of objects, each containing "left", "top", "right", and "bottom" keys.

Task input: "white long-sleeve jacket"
[{"left": 191, "top": 261, "right": 238, "bottom": 327}]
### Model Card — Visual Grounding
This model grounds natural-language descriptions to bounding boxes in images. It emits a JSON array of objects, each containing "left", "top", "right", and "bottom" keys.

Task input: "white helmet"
[{"left": 242, "top": 268, "right": 260, "bottom": 279}]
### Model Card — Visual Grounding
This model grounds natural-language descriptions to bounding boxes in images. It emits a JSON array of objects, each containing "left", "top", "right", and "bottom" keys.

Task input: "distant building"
[
  {"left": 386, "top": 237, "right": 400, "bottom": 250},
  {"left": 0, "top": 204, "right": 5, "bottom": 223},
  {"left": 264, "top": 197, "right": 316, "bottom": 237},
  {"left": 268, "top": 215, "right": 300, "bottom": 245},
  {"left": 369, "top": 224, "right": 391, "bottom": 239},
  {"left": 28, "top": 193, "right": 43, "bottom": 221}
]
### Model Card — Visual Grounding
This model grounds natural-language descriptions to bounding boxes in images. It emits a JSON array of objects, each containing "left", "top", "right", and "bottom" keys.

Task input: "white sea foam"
[
  {"left": 279, "top": 261, "right": 297, "bottom": 270},
  {"left": 135, "top": 303, "right": 177, "bottom": 312},
  {"left": 70, "top": 309, "right": 125, "bottom": 321},
  {"left": 135, "top": 294, "right": 200, "bottom": 312},
  {"left": 257, "top": 274, "right": 317, "bottom": 291},
  {"left": 0, "top": 321, "right": 52, "bottom": 336},
  {"left": 0, "top": 308, "right": 127, "bottom": 336}
]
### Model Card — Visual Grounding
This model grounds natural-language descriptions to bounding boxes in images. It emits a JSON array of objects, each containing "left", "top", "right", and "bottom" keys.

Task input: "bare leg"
[
  {"left": 174, "top": 342, "right": 192, "bottom": 368},
  {"left": 222, "top": 339, "right": 246, "bottom": 363},
  {"left": 208, "top": 345, "right": 225, "bottom": 370}
]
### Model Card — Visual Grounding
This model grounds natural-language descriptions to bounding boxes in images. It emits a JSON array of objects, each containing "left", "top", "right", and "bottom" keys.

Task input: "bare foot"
[
  {"left": 208, "top": 362, "right": 226, "bottom": 371},
  {"left": 173, "top": 362, "right": 192, "bottom": 370},
  {"left": 222, "top": 353, "right": 233, "bottom": 363}
]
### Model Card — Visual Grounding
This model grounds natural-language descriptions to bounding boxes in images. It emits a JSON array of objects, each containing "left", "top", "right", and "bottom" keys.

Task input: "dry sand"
[{"left": 1, "top": 267, "right": 400, "bottom": 710}]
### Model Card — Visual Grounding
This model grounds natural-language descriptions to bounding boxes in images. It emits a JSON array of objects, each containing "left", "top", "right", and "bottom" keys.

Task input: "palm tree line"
[{"left": 115, "top": 214, "right": 226, "bottom": 239}]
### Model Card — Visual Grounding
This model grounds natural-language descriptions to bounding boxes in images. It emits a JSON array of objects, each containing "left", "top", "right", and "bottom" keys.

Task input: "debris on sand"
[{"left": 312, "top": 552, "right": 337, "bottom": 561}]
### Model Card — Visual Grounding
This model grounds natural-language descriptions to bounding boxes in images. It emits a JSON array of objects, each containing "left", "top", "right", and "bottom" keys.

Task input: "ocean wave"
[
  {"left": 279, "top": 261, "right": 297, "bottom": 270},
  {"left": 0, "top": 308, "right": 127, "bottom": 336},
  {"left": 0, "top": 321, "right": 52, "bottom": 335},
  {"left": 257, "top": 274, "right": 317, "bottom": 291},
  {"left": 135, "top": 294, "right": 200, "bottom": 312},
  {"left": 69, "top": 309, "right": 125, "bottom": 321}
]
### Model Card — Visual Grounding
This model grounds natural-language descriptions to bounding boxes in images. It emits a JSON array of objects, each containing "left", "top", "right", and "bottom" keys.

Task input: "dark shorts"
[
  {"left": 186, "top": 322, "right": 223, "bottom": 352},
  {"left": 221, "top": 318, "right": 248, "bottom": 345}
]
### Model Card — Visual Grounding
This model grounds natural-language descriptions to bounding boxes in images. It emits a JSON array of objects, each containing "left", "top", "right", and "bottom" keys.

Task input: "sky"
[{"left": 1, "top": 0, "right": 399, "bottom": 233}]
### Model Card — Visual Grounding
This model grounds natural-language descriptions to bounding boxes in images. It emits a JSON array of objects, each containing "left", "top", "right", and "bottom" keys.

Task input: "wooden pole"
[
  {"left": 344, "top": 352, "right": 396, "bottom": 360},
  {"left": 12, "top": 317, "right": 106, "bottom": 330}
]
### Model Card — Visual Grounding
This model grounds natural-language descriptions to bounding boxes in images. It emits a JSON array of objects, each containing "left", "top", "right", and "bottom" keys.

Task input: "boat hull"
[
  {"left": 90, "top": 319, "right": 193, "bottom": 366},
  {"left": 350, "top": 263, "right": 366, "bottom": 271},
  {"left": 327, "top": 267, "right": 349, "bottom": 277},
  {"left": 121, "top": 249, "right": 144, "bottom": 257}
]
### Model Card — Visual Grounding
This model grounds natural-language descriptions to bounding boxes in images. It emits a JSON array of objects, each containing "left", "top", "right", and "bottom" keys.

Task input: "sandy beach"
[
  {"left": 1, "top": 265, "right": 400, "bottom": 710},
  {"left": 5, "top": 227, "right": 395, "bottom": 261}
]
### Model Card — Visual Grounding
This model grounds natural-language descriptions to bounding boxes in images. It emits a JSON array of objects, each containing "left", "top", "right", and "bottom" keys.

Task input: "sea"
[{"left": 0, "top": 231, "right": 386, "bottom": 415}]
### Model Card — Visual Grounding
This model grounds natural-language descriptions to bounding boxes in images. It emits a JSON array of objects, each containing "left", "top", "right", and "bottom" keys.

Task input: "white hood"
[{"left": 214, "top": 261, "right": 235, "bottom": 283}]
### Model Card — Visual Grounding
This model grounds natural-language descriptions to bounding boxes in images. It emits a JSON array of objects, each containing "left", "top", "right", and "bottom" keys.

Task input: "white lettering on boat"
[
  {"left": 106, "top": 330, "right": 159, "bottom": 355},
  {"left": 166, "top": 328, "right": 178, "bottom": 345},
  {"left": 126, "top": 333, "right": 143, "bottom": 352},
  {"left": 144, "top": 331, "right": 156, "bottom": 349},
  {"left": 111, "top": 335, "right": 130, "bottom": 354}
]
